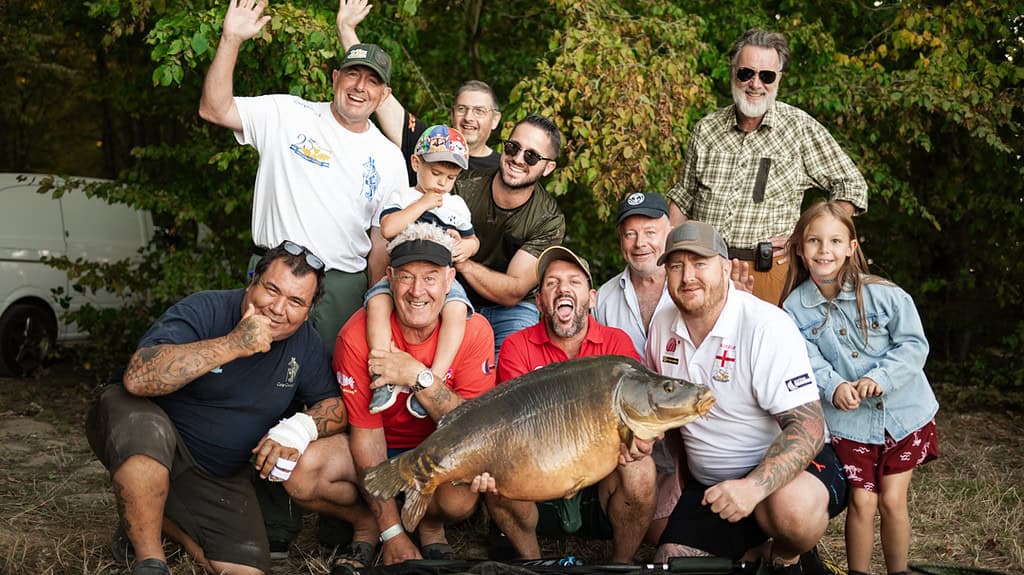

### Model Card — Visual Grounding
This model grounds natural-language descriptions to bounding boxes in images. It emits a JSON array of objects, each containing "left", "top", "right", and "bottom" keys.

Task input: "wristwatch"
[{"left": 411, "top": 369, "right": 434, "bottom": 393}]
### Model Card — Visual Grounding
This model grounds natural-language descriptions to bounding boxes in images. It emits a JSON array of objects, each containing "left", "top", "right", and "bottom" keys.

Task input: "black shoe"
[
  {"left": 132, "top": 558, "right": 171, "bottom": 575},
  {"left": 757, "top": 559, "right": 804, "bottom": 575},
  {"left": 111, "top": 524, "right": 135, "bottom": 566},
  {"left": 486, "top": 522, "right": 517, "bottom": 561},
  {"left": 800, "top": 546, "right": 844, "bottom": 575},
  {"left": 269, "top": 539, "right": 290, "bottom": 560}
]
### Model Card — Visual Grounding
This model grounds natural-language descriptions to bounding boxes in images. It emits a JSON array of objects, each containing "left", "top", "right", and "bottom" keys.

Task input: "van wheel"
[{"left": 0, "top": 303, "right": 57, "bottom": 377}]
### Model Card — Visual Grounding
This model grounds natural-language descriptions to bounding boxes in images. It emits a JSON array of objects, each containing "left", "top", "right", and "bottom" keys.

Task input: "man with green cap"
[{"left": 198, "top": 0, "right": 408, "bottom": 559}]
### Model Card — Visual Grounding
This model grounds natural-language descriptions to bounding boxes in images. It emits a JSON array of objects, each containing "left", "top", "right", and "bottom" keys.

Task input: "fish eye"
[{"left": 663, "top": 382, "right": 675, "bottom": 393}]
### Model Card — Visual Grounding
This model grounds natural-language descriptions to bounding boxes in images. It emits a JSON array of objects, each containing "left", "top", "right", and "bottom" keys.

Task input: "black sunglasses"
[
  {"left": 503, "top": 139, "right": 554, "bottom": 167},
  {"left": 280, "top": 240, "right": 325, "bottom": 272},
  {"left": 736, "top": 67, "right": 778, "bottom": 85}
]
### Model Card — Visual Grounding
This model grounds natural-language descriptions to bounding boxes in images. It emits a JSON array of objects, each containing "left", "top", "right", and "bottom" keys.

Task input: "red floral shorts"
[{"left": 832, "top": 420, "right": 939, "bottom": 492}]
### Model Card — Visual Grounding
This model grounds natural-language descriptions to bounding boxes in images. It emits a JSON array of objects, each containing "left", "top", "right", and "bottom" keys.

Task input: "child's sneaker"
[
  {"left": 369, "top": 384, "right": 399, "bottom": 414},
  {"left": 407, "top": 393, "right": 428, "bottom": 419}
]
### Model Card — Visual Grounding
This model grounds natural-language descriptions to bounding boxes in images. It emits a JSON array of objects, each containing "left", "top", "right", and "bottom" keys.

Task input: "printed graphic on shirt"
[
  {"left": 362, "top": 157, "right": 381, "bottom": 200},
  {"left": 481, "top": 359, "right": 493, "bottom": 375},
  {"left": 662, "top": 337, "right": 680, "bottom": 365},
  {"left": 289, "top": 134, "right": 331, "bottom": 167},
  {"left": 785, "top": 373, "right": 812, "bottom": 391},
  {"left": 275, "top": 357, "right": 300, "bottom": 388},
  {"left": 337, "top": 371, "right": 356, "bottom": 394},
  {"left": 712, "top": 344, "right": 736, "bottom": 383}
]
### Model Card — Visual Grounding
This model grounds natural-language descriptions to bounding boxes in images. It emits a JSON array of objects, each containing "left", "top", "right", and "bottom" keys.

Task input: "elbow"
[{"left": 198, "top": 100, "right": 218, "bottom": 124}]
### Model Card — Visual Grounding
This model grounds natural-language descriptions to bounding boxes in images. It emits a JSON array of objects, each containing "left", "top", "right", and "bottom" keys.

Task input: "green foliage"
[{"left": 3, "top": 0, "right": 1022, "bottom": 398}]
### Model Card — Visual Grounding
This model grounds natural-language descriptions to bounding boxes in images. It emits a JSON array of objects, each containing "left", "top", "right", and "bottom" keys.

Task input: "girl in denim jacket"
[{"left": 779, "top": 201, "right": 938, "bottom": 575}]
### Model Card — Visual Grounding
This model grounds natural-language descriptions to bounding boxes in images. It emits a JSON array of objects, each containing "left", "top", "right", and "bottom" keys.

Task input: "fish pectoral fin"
[
  {"left": 618, "top": 424, "right": 634, "bottom": 447},
  {"left": 563, "top": 478, "right": 588, "bottom": 499}
]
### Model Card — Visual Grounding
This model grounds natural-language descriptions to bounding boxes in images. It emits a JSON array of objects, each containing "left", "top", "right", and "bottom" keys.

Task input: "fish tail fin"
[
  {"left": 363, "top": 457, "right": 406, "bottom": 499},
  {"left": 401, "top": 488, "right": 433, "bottom": 532}
]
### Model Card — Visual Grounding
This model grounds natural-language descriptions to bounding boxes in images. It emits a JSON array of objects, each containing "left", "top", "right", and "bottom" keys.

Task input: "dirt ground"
[{"left": 1, "top": 361, "right": 1022, "bottom": 575}]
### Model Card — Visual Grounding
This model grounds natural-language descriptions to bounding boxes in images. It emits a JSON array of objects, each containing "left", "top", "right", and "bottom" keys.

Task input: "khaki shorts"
[{"left": 86, "top": 385, "right": 271, "bottom": 572}]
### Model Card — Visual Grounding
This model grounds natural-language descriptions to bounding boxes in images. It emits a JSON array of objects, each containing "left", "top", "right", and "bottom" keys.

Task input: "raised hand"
[
  {"left": 337, "top": 0, "right": 372, "bottom": 34},
  {"left": 232, "top": 303, "right": 273, "bottom": 355},
  {"left": 223, "top": 0, "right": 272, "bottom": 44}
]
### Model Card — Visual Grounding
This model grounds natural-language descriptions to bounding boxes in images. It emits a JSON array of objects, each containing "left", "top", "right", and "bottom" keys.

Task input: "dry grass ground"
[{"left": 1, "top": 362, "right": 1021, "bottom": 575}]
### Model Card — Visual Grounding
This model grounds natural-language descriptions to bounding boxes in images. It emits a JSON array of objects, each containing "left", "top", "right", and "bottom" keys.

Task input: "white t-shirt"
[
  {"left": 381, "top": 186, "right": 474, "bottom": 237},
  {"left": 594, "top": 267, "right": 674, "bottom": 358},
  {"left": 645, "top": 284, "right": 818, "bottom": 485},
  {"left": 234, "top": 95, "right": 407, "bottom": 272}
]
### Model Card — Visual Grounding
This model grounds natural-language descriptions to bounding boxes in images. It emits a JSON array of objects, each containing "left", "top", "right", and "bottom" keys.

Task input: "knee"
[{"left": 877, "top": 489, "right": 908, "bottom": 520}]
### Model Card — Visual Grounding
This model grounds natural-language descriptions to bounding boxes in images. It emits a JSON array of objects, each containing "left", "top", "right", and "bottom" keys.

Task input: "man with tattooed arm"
[
  {"left": 86, "top": 242, "right": 358, "bottom": 575},
  {"left": 633, "top": 222, "right": 847, "bottom": 575}
]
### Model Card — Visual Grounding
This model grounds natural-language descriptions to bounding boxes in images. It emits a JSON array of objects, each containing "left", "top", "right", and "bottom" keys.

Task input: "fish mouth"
[{"left": 695, "top": 391, "right": 716, "bottom": 416}]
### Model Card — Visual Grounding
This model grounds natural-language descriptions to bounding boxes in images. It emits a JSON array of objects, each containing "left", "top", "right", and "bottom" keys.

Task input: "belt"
[{"left": 728, "top": 247, "right": 757, "bottom": 261}]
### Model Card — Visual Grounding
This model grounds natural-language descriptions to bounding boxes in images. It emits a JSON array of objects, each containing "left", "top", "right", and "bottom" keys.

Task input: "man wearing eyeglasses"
[
  {"left": 666, "top": 28, "right": 868, "bottom": 306},
  {"left": 86, "top": 242, "right": 361, "bottom": 575},
  {"left": 199, "top": 0, "right": 407, "bottom": 352},
  {"left": 337, "top": 0, "right": 502, "bottom": 185}
]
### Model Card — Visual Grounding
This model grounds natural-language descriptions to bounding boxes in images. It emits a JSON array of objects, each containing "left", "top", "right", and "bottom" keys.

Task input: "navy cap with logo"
[
  {"left": 339, "top": 43, "right": 392, "bottom": 84},
  {"left": 657, "top": 221, "right": 729, "bottom": 265},
  {"left": 617, "top": 192, "right": 670, "bottom": 225}
]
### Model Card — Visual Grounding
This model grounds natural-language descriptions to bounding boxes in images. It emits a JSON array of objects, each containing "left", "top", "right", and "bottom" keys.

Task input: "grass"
[{"left": 1, "top": 363, "right": 1021, "bottom": 575}]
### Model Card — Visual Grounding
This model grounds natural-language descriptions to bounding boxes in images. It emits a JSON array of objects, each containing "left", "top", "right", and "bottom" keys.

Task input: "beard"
[
  {"left": 672, "top": 274, "right": 728, "bottom": 318},
  {"left": 544, "top": 299, "right": 589, "bottom": 339},
  {"left": 732, "top": 82, "right": 776, "bottom": 119},
  {"left": 499, "top": 162, "right": 543, "bottom": 191}
]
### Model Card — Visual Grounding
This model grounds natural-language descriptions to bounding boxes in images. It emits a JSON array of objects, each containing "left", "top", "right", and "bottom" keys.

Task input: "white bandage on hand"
[{"left": 265, "top": 412, "right": 318, "bottom": 481}]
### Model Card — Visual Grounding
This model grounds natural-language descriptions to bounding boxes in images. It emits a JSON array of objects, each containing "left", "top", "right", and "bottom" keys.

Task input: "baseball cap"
[
  {"left": 536, "top": 246, "right": 592, "bottom": 286},
  {"left": 414, "top": 125, "right": 469, "bottom": 170},
  {"left": 388, "top": 239, "right": 452, "bottom": 268},
  {"left": 616, "top": 192, "right": 669, "bottom": 225},
  {"left": 657, "top": 221, "right": 729, "bottom": 265},
  {"left": 339, "top": 43, "right": 392, "bottom": 84}
]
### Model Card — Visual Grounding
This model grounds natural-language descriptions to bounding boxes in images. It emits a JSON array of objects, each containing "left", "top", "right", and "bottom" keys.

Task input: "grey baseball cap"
[{"left": 657, "top": 221, "right": 729, "bottom": 265}]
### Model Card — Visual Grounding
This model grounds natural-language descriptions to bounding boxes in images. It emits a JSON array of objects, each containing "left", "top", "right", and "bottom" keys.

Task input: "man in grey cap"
[
  {"left": 636, "top": 221, "right": 847, "bottom": 575},
  {"left": 198, "top": 0, "right": 408, "bottom": 557}
]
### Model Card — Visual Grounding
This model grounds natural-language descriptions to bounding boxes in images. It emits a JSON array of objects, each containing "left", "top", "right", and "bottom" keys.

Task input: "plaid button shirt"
[{"left": 666, "top": 101, "right": 868, "bottom": 249}]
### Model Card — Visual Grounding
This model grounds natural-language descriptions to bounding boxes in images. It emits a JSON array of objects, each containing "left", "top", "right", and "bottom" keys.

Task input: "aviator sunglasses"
[
  {"left": 736, "top": 67, "right": 778, "bottom": 85},
  {"left": 503, "top": 139, "right": 555, "bottom": 166},
  {"left": 280, "top": 240, "right": 326, "bottom": 272}
]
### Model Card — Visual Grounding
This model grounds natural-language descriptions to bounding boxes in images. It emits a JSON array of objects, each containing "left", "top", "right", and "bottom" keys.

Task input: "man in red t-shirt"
[
  {"left": 485, "top": 246, "right": 656, "bottom": 564},
  {"left": 285, "top": 223, "right": 496, "bottom": 567}
]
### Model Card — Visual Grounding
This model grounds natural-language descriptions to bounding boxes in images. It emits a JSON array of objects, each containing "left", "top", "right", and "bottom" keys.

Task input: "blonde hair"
[{"left": 779, "top": 201, "right": 892, "bottom": 342}]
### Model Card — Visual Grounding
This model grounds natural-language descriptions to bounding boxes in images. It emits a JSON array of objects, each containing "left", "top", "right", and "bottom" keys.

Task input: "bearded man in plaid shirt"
[{"left": 666, "top": 28, "right": 868, "bottom": 306}]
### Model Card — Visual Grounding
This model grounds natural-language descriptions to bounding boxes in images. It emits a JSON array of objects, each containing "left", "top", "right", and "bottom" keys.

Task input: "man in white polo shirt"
[{"left": 642, "top": 221, "right": 846, "bottom": 575}]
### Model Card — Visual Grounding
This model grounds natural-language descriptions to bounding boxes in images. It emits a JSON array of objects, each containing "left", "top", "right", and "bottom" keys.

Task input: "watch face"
[{"left": 417, "top": 370, "right": 433, "bottom": 388}]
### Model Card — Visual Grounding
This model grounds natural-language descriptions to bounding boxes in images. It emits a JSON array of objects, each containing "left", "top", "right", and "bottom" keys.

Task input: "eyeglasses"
[
  {"left": 280, "top": 240, "right": 325, "bottom": 272},
  {"left": 453, "top": 104, "right": 495, "bottom": 118},
  {"left": 736, "top": 67, "right": 778, "bottom": 85},
  {"left": 502, "top": 139, "right": 554, "bottom": 166}
]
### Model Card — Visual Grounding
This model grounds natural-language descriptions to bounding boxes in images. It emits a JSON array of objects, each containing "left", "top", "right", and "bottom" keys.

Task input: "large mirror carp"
[{"left": 363, "top": 355, "right": 715, "bottom": 531}]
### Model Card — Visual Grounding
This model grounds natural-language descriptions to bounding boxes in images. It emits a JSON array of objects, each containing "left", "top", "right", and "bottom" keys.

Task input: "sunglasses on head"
[
  {"left": 736, "top": 67, "right": 778, "bottom": 85},
  {"left": 280, "top": 240, "right": 325, "bottom": 272},
  {"left": 503, "top": 139, "right": 554, "bottom": 167}
]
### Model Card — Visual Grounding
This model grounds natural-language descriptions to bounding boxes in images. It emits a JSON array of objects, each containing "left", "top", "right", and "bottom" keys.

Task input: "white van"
[{"left": 0, "top": 173, "right": 154, "bottom": 376}]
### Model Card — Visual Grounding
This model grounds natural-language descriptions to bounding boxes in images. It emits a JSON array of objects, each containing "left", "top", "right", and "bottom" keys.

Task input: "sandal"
[
  {"left": 330, "top": 540, "right": 377, "bottom": 570},
  {"left": 421, "top": 542, "right": 454, "bottom": 560}
]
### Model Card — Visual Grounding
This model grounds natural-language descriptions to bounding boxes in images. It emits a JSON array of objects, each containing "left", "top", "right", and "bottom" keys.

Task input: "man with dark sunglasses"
[
  {"left": 452, "top": 115, "right": 566, "bottom": 361},
  {"left": 666, "top": 28, "right": 868, "bottom": 307},
  {"left": 337, "top": 0, "right": 502, "bottom": 185},
  {"left": 86, "top": 242, "right": 357, "bottom": 575}
]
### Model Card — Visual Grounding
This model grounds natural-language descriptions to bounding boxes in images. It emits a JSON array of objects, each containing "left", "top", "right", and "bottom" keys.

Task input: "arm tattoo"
[
  {"left": 427, "top": 384, "right": 457, "bottom": 406},
  {"left": 748, "top": 401, "right": 826, "bottom": 496},
  {"left": 305, "top": 397, "right": 348, "bottom": 436},
  {"left": 123, "top": 335, "right": 244, "bottom": 396}
]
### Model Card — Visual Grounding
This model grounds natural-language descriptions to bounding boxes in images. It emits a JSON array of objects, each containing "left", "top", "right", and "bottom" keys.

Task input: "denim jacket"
[{"left": 783, "top": 277, "right": 938, "bottom": 444}]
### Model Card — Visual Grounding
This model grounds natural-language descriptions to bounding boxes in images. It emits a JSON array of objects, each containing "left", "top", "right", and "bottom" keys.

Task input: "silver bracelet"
[{"left": 379, "top": 523, "right": 404, "bottom": 543}]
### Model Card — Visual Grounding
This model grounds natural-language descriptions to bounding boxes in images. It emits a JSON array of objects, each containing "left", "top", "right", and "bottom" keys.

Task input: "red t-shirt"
[
  {"left": 335, "top": 309, "right": 496, "bottom": 449},
  {"left": 497, "top": 316, "right": 640, "bottom": 383}
]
